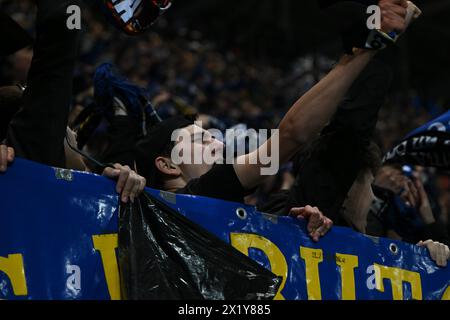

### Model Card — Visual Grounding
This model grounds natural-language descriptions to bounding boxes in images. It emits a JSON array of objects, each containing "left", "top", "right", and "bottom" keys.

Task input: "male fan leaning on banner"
[
  {"left": 131, "top": 1, "right": 415, "bottom": 239},
  {"left": 1, "top": 0, "right": 414, "bottom": 242}
]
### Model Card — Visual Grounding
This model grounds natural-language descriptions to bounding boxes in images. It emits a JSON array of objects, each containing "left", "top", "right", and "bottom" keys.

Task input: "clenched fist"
[
  {"left": 379, "top": 0, "right": 421, "bottom": 34},
  {"left": 102, "top": 164, "right": 146, "bottom": 204}
]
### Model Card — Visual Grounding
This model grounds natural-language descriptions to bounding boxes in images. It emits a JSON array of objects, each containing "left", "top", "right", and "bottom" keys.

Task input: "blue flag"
[
  {"left": 1, "top": 159, "right": 449, "bottom": 300},
  {"left": 384, "top": 110, "right": 450, "bottom": 169}
]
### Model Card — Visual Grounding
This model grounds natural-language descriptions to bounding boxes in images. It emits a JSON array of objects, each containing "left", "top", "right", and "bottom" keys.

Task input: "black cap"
[{"left": 135, "top": 116, "right": 194, "bottom": 187}]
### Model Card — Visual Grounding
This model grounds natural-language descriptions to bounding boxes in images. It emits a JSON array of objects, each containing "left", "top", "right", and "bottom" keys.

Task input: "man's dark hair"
[
  {"left": 0, "top": 85, "right": 23, "bottom": 141},
  {"left": 135, "top": 116, "right": 195, "bottom": 189}
]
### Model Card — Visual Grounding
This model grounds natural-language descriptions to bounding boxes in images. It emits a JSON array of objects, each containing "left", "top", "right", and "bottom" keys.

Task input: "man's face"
[{"left": 174, "top": 124, "right": 224, "bottom": 180}]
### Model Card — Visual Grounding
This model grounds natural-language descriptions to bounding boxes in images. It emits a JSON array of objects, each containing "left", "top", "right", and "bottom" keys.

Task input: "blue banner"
[
  {"left": 406, "top": 110, "right": 450, "bottom": 138},
  {"left": 0, "top": 159, "right": 449, "bottom": 300}
]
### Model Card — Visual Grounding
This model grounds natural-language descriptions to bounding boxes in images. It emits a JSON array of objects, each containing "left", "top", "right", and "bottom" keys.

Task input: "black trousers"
[
  {"left": 258, "top": 52, "right": 395, "bottom": 222},
  {"left": 7, "top": 0, "right": 80, "bottom": 168},
  {"left": 282, "top": 54, "right": 395, "bottom": 222}
]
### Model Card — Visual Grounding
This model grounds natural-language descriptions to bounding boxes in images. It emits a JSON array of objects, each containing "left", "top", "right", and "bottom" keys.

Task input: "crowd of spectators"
[{"left": 1, "top": 0, "right": 449, "bottom": 242}]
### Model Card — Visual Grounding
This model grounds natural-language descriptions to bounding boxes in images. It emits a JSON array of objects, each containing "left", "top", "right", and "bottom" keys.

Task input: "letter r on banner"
[{"left": 230, "top": 233, "right": 287, "bottom": 300}]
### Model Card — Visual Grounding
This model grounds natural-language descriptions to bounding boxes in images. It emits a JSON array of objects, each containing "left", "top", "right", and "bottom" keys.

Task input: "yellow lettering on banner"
[
  {"left": 92, "top": 234, "right": 120, "bottom": 300},
  {"left": 442, "top": 286, "right": 450, "bottom": 300},
  {"left": 0, "top": 254, "right": 27, "bottom": 296},
  {"left": 374, "top": 264, "right": 422, "bottom": 300},
  {"left": 230, "top": 233, "right": 287, "bottom": 300},
  {"left": 300, "top": 247, "right": 323, "bottom": 300},
  {"left": 335, "top": 253, "right": 358, "bottom": 300}
]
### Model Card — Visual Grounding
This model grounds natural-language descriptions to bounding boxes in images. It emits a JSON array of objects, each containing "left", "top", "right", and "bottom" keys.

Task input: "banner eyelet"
[
  {"left": 389, "top": 243, "right": 399, "bottom": 255},
  {"left": 236, "top": 208, "right": 247, "bottom": 220}
]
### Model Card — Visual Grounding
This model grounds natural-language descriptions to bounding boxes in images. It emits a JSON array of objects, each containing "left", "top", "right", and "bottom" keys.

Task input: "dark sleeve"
[
  {"left": 422, "top": 223, "right": 450, "bottom": 246},
  {"left": 6, "top": 0, "right": 80, "bottom": 168},
  {"left": 178, "top": 164, "right": 252, "bottom": 203},
  {"left": 257, "top": 190, "right": 290, "bottom": 215},
  {"left": 283, "top": 130, "right": 365, "bottom": 222},
  {"left": 99, "top": 116, "right": 140, "bottom": 168},
  {"left": 0, "top": 11, "right": 33, "bottom": 57},
  {"left": 283, "top": 54, "right": 394, "bottom": 222},
  {"left": 322, "top": 51, "right": 395, "bottom": 141}
]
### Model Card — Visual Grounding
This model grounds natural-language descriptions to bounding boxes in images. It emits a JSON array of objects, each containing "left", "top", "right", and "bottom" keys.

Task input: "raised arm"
[
  {"left": 235, "top": 49, "right": 376, "bottom": 189},
  {"left": 234, "top": 0, "right": 413, "bottom": 189},
  {"left": 6, "top": 0, "right": 80, "bottom": 168}
]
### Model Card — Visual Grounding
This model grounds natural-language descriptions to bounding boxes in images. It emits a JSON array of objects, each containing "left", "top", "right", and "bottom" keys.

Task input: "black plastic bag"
[{"left": 118, "top": 192, "right": 281, "bottom": 300}]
